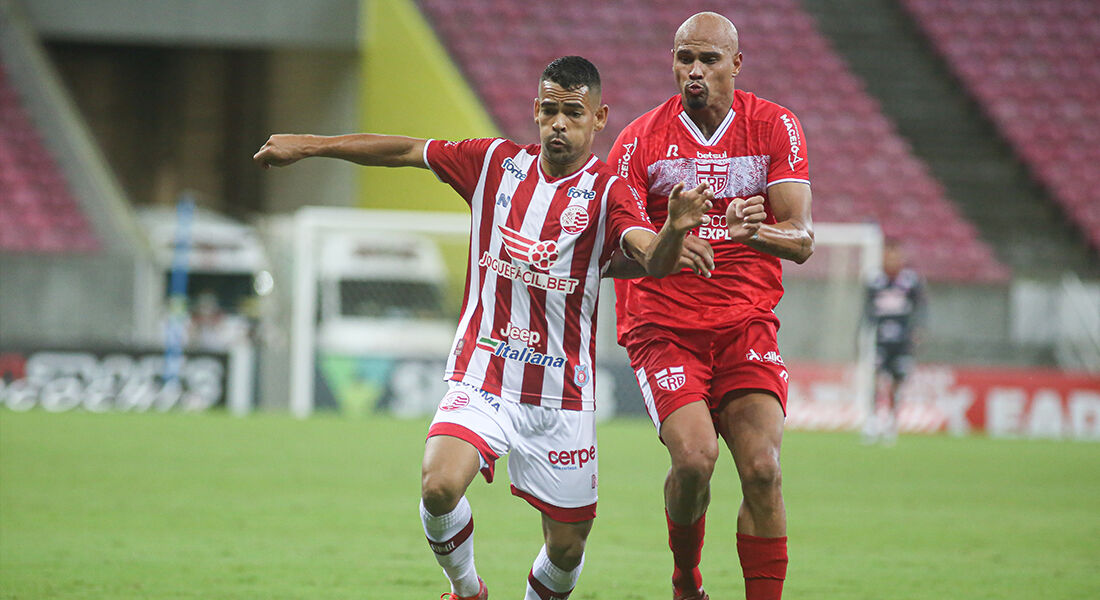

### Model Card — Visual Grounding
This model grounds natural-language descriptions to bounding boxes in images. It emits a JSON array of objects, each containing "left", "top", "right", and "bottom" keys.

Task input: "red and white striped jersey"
[{"left": 424, "top": 137, "right": 655, "bottom": 411}]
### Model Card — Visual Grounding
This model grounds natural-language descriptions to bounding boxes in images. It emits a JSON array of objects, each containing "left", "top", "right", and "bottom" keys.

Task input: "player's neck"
[
  {"left": 684, "top": 102, "right": 733, "bottom": 139},
  {"left": 539, "top": 153, "right": 590, "bottom": 181}
]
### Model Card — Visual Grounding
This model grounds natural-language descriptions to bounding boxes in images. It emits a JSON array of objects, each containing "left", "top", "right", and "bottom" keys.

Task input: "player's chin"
[{"left": 682, "top": 93, "right": 707, "bottom": 111}]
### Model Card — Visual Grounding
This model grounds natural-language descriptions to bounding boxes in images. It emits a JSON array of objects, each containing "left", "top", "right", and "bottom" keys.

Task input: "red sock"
[
  {"left": 736, "top": 533, "right": 787, "bottom": 600},
  {"left": 667, "top": 510, "right": 705, "bottom": 593}
]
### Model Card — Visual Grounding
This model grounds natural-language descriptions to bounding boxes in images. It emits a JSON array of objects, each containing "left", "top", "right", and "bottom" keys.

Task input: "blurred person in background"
[
  {"left": 605, "top": 11, "right": 813, "bottom": 600},
  {"left": 862, "top": 239, "right": 926, "bottom": 445},
  {"left": 255, "top": 56, "right": 712, "bottom": 600}
]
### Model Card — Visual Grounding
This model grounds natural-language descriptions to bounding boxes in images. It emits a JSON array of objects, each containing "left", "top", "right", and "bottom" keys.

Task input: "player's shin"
[
  {"left": 525, "top": 544, "right": 583, "bottom": 600},
  {"left": 736, "top": 533, "right": 787, "bottom": 600},
  {"left": 667, "top": 509, "right": 706, "bottom": 594},
  {"left": 420, "top": 496, "right": 481, "bottom": 597}
]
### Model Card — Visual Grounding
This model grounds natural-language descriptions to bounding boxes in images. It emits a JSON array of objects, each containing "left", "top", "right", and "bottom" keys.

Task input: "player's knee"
[
  {"left": 420, "top": 471, "right": 463, "bottom": 514},
  {"left": 669, "top": 439, "right": 719, "bottom": 486},
  {"left": 740, "top": 454, "right": 782, "bottom": 493},
  {"left": 545, "top": 536, "right": 587, "bottom": 571}
]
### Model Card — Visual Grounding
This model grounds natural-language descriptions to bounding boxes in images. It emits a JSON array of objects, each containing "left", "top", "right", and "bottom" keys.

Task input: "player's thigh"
[
  {"left": 660, "top": 400, "right": 721, "bottom": 470},
  {"left": 625, "top": 325, "right": 714, "bottom": 436},
  {"left": 507, "top": 406, "right": 598, "bottom": 522},
  {"left": 425, "top": 383, "right": 513, "bottom": 489},
  {"left": 716, "top": 391, "right": 785, "bottom": 484}
]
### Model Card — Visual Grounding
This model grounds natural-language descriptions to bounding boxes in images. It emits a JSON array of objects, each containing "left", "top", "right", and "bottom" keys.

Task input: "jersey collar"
[{"left": 677, "top": 106, "right": 736, "bottom": 147}]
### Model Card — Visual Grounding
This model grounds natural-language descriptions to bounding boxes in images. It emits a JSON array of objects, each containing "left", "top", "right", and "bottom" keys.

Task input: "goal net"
[{"left": 260, "top": 208, "right": 880, "bottom": 428}]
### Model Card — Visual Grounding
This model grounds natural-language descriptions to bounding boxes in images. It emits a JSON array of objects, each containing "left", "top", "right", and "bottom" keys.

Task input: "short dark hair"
[{"left": 540, "top": 56, "right": 601, "bottom": 95}]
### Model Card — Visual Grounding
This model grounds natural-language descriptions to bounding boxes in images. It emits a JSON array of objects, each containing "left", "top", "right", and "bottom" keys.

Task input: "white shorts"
[{"left": 427, "top": 381, "right": 598, "bottom": 523}]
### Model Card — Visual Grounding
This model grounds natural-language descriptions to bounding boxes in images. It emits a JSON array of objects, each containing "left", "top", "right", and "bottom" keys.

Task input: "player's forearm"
[
  {"left": 640, "top": 223, "right": 690, "bottom": 278},
  {"left": 745, "top": 220, "right": 814, "bottom": 263},
  {"left": 307, "top": 134, "right": 424, "bottom": 167},
  {"left": 603, "top": 252, "right": 648, "bottom": 279}
]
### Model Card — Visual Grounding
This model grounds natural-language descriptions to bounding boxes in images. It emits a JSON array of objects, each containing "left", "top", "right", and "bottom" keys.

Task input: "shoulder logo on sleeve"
[
  {"left": 560, "top": 205, "right": 590, "bottom": 235},
  {"left": 655, "top": 366, "right": 686, "bottom": 391},
  {"left": 779, "top": 113, "right": 804, "bottom": 170},
  {"left": 617, "top": 136, "right": 637, "bottom": 178},
  {"left": 498, "top": 224, "right": 559, "bottom": 270}
]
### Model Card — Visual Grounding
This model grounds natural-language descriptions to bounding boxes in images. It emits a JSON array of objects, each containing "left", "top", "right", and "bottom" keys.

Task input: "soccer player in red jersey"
[
  {"left": 606, "top": 13, "right": 814, "bottom": 600},
  {"left": 255, "top": 56, "right": 713, "bottom": 600}
]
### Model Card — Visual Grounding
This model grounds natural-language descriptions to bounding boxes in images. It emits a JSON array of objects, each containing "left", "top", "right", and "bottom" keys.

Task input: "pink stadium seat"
[
  {"left": 903, "top": 0, "right": 1100, "bottom": 254},
  {"left": 416, "top": 0, "right": 1011, "bottom": 281},
  {"left": 0, "top": 64, "right": 99, "bottom": 255}
]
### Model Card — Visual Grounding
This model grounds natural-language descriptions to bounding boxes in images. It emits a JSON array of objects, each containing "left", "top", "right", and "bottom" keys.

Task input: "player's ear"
[
  {"left": 533, "top": 97, "right": 541, "bottom": 122},
  {"left": 593, "top": 103, "right": 609, "bottom": 132},
  {"left": 732, "top": 52, "right": 743, "bottom": 77}
]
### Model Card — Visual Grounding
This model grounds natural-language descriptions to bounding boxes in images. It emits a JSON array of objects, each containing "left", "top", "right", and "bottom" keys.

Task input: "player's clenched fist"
[
  {"left": 726, "top": 195, "right": 767, "bottom": 243},
  {"left": 667, "top": 182, "right": 715, "bottom": 235},
  {"left": 253, "top": 134, "right": 314, "bottom": 169}
]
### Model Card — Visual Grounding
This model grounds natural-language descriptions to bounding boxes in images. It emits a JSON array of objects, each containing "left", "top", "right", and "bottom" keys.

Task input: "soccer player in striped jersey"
[
  {"left": 606, "top": 12, "right": 814, "bottom": 600},
  {"left": 254, "top": 56, "right": 713, "bottom": 600}
]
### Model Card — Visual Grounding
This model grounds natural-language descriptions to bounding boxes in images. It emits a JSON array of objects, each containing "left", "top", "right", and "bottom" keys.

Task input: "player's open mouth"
[{"left": 548, "top": 138, "right": 567, "bottom": 149}]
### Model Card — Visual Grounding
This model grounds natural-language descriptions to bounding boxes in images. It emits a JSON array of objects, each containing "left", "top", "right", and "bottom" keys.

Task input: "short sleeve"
[
  {"left": 605, "top": 179, "right": 656, "bottom": 258},
  {"left": 424, "top": 138, "right": 499, "bottom": 201},
  {"left": 766, "top": 110, "right": 810, "bottom": 187},
  {"left": 608, "top": 124, "right": 650, "bottom": 200}
]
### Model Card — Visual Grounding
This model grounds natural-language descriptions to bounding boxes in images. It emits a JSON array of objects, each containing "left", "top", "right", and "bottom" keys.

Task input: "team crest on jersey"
[
  {"left": 695, "top": 158, "right": 730, "bottom": 195},
  {"left": 498, "top": 224, "right": 560, "bottom": 270},
  {"left": 439, "top": 390, "right": 471, "bottom": 412},
  {"left": 560, "top": 205, "right": 590, "bottom": 235},
  {"left": 655, "top": 366, "right": 686, "bottom": 391},
  {"left": 573, "top": 364, "right": 590, "bottom": 387}
]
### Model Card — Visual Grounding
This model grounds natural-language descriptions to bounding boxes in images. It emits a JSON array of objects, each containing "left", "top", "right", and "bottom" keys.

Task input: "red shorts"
[{"left": 624, "top": 313, "right": 788, "bottom": 433}]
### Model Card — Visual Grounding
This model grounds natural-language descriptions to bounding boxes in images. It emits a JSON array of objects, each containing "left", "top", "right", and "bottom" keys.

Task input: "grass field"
[{"left": 1, "top": 410, "right": 1098, "bottom": 599}]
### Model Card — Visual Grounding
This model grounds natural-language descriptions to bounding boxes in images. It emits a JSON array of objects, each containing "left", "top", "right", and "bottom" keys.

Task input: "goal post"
[
  {"left": 777, "top": 222, "right": 883, "bottom": 430},
  {"left": 263, "top": 208, "right": 881, "bottom": 426}
]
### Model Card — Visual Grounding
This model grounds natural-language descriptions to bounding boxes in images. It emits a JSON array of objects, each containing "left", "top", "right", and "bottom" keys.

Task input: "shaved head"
[{"left": 674, "top": 11, "right": 739, "bottom": 54}]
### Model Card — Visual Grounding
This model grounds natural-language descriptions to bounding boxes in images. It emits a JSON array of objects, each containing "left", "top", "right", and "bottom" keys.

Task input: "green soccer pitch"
[{"left": 1, "top": 410, "right": 1097, "bottom": 599}]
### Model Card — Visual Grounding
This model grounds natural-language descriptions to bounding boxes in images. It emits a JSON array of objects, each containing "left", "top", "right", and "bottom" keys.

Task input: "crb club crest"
[
  {"left": 498, "top": 224, "right": 559, "bottom": 270},
  {"left": 439, "top": 390, "right": 471, "bottom": 412},
  {"left": 560, "top": 205, "right": 590, "bottom": 235},
  {"left": 655, "top": 366, "right": 686, "bottom": 391},
  {"left": 694, "top": 158, "right": 729, "bottom": 195}
]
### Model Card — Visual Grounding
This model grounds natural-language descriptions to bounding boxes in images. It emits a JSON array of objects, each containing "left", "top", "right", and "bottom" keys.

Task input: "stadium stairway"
[{"left": 801, "top": 0, "right": 1100, "bottom": 280}]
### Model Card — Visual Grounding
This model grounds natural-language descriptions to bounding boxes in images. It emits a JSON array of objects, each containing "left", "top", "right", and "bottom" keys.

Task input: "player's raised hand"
[
  {"left": 726, "top": 195, "right": 767, "bottom": 243},
  {"left": 667, "top": 182, "right": 715, "bottom": 235},
  {"left": 253, "top": 134, "right": 312, "bottom": 169},
  {"left": 677, "top": 234, "right": 715, "bottom": 277}
]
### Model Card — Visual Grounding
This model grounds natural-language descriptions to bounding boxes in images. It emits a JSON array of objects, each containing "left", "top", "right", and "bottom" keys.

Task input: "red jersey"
[
  {"left": 608, "top": 91, "right": 811, "bottom": 344},
  {"left": 425, "top": 138, "right": 655, "bottom": 411}
]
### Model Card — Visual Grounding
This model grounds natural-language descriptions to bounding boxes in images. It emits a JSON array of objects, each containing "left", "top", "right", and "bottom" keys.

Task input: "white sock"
[
  {"left": 420, "top": 497, "right": 480, "bottom": 597},
  {"left": 525, "top": 544, "right": 584, "bottom": 600}
]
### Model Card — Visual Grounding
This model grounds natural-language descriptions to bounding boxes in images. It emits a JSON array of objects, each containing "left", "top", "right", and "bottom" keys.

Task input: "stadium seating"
[
  {"left": 416, "top": 0, "right": 1010, "bottom": 281},
  {"left": 902, "top": 0, "right": 1100, "bottom": 253},
  {"left": 0, "top": 62, "right": 99, "bottom": 253}
]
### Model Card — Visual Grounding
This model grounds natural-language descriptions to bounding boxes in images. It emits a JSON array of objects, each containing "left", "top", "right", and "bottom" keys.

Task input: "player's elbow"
[{"left": 791, "top": 228, "right": 814, "bottom": 264}]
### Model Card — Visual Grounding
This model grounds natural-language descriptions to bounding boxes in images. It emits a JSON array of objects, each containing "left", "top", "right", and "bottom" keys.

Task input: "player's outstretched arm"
[
  {"left": 624, "top": 182, "right": 713, "bottom": 278},
  {"left": 253, "top": 134, "right": 428, "bottom": 169},
  {"left": 728, "top": 181, "right": 814, "bottom": 263}
]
